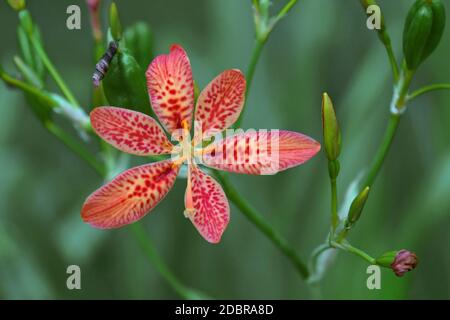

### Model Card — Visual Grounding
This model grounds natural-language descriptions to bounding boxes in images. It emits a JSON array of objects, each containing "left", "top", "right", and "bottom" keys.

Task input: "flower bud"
[
  {"left": 18, "top": 9, "right": 33, "bottom": 34},
  {"left": 123, "top": 22, "right": 154, "bottom": 68},
  {"left": 321, "top": 93, "right": 341, "bottom": 161},
  {"left": 6, "top": 0, "right": 26, "bottom": 11},
  {"left": 86, "top": 0, "right": 102, "bottom": 44},
  {"left": 86, "top": 0, "right": 100, "bottom": 11},
  {"left": 376, "top": 249, "right": 418, "bottom": 277},
  {"left": 109, "top": 2, "right": 122, "bottom": 41},
  {"left": 346, "top": 186, "right": 370, "bottom": 227},
  {"left": 403, "top": 0, "right": 446, "bottom": 71},
  {"left": 102, "top": 49, "right": 151, "bottom": 115}
]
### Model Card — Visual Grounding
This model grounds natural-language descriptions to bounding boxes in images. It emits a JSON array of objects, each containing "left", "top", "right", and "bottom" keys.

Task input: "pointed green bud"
[
  {"left": 109, "top": 2, "right": 122, "bottom": 41},
  {"left": 123, "top": 22, "right": 154, "bottom": 68},
  {"left": 18, "top": 9, "right": 33, "bottom": 34},
  {"left": 6, "top": 0, "right": 26, "bottom": 11},
  {"left": 321, "top": 93, "right": 341, "bottom": 161},
  {"left": 13, "top": 56, "right": 43, "bottom": 89},
  {"left": 102, "top": 50, "right": 151, "bottom": 115},
  {"left": 346, "top": 186, "right": 370, "bottom": 227},
  {"left": 403, "top": 0, "right": 446, "bottom": 71}
]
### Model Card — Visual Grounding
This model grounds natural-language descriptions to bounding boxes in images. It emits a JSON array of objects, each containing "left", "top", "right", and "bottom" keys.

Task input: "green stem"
[
  {"left": 307, "top": 242, "right": 332, "bottom": 280},
  {"left": 246, "top": 39, "right": 266, "bottom": 104},
  {"left": 130, "top": 223, "right": 205, "bottom": 299},
  {"left": 336, "top": 227, "right": 349, "bottom": 243},
  {"left": 44, "top": 122, "right": 105, "bottom": 175},
  {"left": 363, "top": 67, "right": 414, "bottom": 187},
  {"left": 28, "top": 34, "right": 80, "bottom": 107},
  {"left": 216, "top": 172, "right": 309, "bottom": 279},
  {"left": 383, "top": 39, "right": 399, "bottom": 83},
  {"left": 363, "top": 114, "right": 401, "bottom": 187},
  {"left": 408, "top": 83, "right": 450, "bottom": 101},
  {"left": 235, "top": 39, "right": 265, "bottom": 128},
  {"left": 332, "top": 241, "right": 376, "bottom": 265},
  {"left": 0, "top": 71, "right": 55, "bottom": 106},
  {"left": 330, "top": 177, "right": 338, "bottom": 231},
  {"left": 359, "top": 0, "right": 399, "bottom": 82},
  {"left": 274, "top": 0, "right": 299, "bottom": 22},
  {"left": 234, "top": 0, "right": 300, "bottom": 128}
]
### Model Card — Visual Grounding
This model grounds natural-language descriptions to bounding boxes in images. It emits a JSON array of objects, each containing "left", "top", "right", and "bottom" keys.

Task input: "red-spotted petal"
[
  {"left": 194, "top": 69, "right": 246, "bottom": 141},
  {"left": 146, "top": 44, "right": 195, "bottom": 134},
  {"left": 200, "top": 130, "right": 321, "bottom": 175},
  {"left": 90, "top": 107, "right": 173, "bottom": 156},
  {"left": 81, "top": 160, "right": 179, "bottom": 228},
  {"left": 184, "top": 165, "right": 230, "bottom": 243}
]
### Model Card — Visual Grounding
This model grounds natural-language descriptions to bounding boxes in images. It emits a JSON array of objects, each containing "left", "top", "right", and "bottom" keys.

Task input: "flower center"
[{"left": 179, "top": 119, "right": 193, "bottom": 163}]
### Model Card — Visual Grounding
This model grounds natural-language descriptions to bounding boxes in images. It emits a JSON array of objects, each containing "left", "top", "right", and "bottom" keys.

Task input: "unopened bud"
[
  {"left": 403, "top": 0, "right": 446, "bottom": 71},
  {"left": 6, "top": 0, "right": 26, "bottom": 11},
  {"left": 376, "top": 249, "right": 418, "bottom": 277},
  {"left": 86, "top": 0, "right": 100, "bottom": 11},
  {"left": 109, "top": 2, "right": 122, "bottom": 41},
  {"left": 346, "top": 186, "right": 370, "bottom": 227},
  {"left": 321, "top": 93, "right": 341, "bottom": 161},
  {"left": 18, "top": 9, "right": 33, "bottom": 34}
]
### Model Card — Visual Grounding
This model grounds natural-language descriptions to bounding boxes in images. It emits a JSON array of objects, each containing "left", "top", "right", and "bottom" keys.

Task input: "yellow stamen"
[
  {"left": 184, "top": 165, "right": 196, "bottom": 219},
  {"left": 181, "top": 119, "right": 189, "bottom": 131},
  {"left": 171, "top": 155, "right": 187, "bottom": 168}
]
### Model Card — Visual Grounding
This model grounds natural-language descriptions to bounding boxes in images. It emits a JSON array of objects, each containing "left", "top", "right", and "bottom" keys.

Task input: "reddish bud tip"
[{"left": 391, "top": 249, "right": 418, "bottom": 277}]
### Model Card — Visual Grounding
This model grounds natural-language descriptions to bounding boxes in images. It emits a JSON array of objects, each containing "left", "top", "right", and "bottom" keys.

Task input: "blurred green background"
[{"left": 1, "top": 0, "right": 449, "bottom": 299}]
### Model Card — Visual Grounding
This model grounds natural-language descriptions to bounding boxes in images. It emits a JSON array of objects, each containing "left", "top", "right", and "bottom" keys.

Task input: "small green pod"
[
  {"left": 321, "top": 92, "right": 341, "bottom": 161},
  {"left": 7, "top": 0, "right": 26, "bottom": 11},
  {"left": 403, "top": 0, "right": 446, "bottom": 70},
  {"left": 346, "top": 186, "right": 370, "bottom": 227},
  {"left": 123, "top": 21, "right": 154, "bottom": 70},
  {"left": 109, "top": 2, "right": 122, "bottom": 41},
  {"left": 102, "top": 48, "right": 152, "bottom": 115}
]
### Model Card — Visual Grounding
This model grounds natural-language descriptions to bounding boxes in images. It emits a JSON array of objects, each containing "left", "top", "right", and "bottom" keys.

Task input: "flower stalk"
[
  {"left": 235, "top": 0, "right": 300, "bottom": 127},
  {"left": 359, "top": 0, "right": 399, "bottom": 82},
  {"left": 363, "top": 65, "right": 413, "bottom": 188},
  {"left": 322, "top": 93, "right": 341, "bottom": 232},
  {"left": 407, "top": 83, "right": 450, "bottom": 101},
  {"left": 216, "top": 171, "right": 310, "bottom": 279}
]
